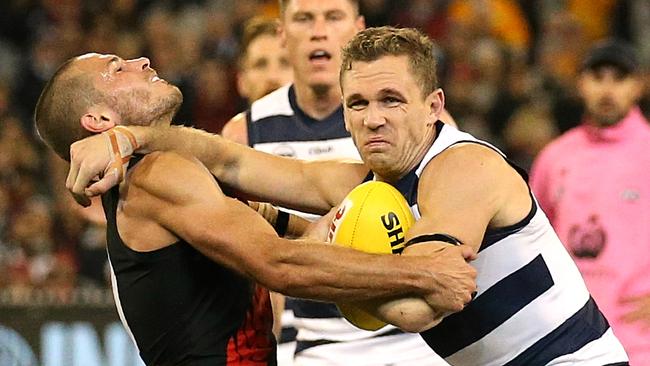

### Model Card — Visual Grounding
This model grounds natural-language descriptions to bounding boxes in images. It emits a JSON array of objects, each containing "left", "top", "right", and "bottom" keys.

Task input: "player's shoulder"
[
  {"left": 420, "top": 142, "right": 516, "bottom": 196},
  {"left": 222, "top": 112, "right": 248, "bottom": 145},
  {"left": 437, "top": 142, "right": 505, "bottom": 170}
]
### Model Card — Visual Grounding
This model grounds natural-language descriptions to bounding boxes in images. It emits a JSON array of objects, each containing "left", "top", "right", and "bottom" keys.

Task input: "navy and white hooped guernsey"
[
  {"left": 383, "top": 121, "right": 629, "bottom": 366},
  {"left": 247, "top": 85, "right": 445, "bottom": 365},
  {"left": 247, "top": 84, "right": 360, "bottom": 160}
]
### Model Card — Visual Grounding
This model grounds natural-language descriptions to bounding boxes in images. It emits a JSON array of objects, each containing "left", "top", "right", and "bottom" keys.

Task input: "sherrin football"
[{"left": 327, "top": 181, "right": 416, "bottom": 331}]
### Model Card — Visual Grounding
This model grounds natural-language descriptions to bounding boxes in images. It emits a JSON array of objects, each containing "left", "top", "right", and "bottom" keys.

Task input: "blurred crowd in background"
[{"left": 0, "top": 0, "right": 648, "bottom": 304}]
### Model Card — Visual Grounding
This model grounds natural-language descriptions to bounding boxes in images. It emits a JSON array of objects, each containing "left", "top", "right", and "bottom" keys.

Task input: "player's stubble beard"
[{"left": 109, "top": 86, "right": 183, "bottom": 127}]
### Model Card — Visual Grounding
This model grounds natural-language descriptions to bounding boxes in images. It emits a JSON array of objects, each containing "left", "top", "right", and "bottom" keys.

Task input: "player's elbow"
[
  {"left": 376, "top": 298, "right": 442, "bottom": 333},
  {"left": 260, "top": 268, "right": 313, "bottom": 297},
  {"left": 259, "top": 271, "right": 288, "bottom": 294},
  {"left": 250, "top": 241, "right": 308, "bottom": 295},
  {"left": 259, "top": 245, "right": 333, "bottom": 298},
  {"left": 394, "top": 314, "right": 442, "bottom": 333}
]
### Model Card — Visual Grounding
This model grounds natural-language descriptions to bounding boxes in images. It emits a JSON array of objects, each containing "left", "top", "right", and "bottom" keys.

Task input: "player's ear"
[
  {"left": 355, "top": 15, "right": 366, "bottom": 31},
  {"left": 278, "top": 23, "right": 287, "bottom": 47},
  {"left": 341, "top": 97, "right": 352, "bottom": 132},
  {"left": 80, "top": 104, "right": 120, "bottom": 133},
  {"left": 236, "top": 72, "right": 250, "bottom": 99},
  {"left": 425, "top": 88, "right": 444, "bottom": 126}
]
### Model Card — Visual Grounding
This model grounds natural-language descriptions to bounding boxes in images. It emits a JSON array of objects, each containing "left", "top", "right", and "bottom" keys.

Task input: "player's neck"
[
  {"left": 150, "top": 115, "right": 174, "bottom": 128},
  {"left": 294, "top": 82, "right": 342, "bottom": 120}
]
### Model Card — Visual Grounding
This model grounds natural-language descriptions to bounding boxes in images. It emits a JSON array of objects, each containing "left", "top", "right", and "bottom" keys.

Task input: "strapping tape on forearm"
[
  {"left": 404, "top": 233, "right": 463, "bottom": 249},
  {"left": 274, "top": 210, "right": 289, "bottom": 237},
  {"left": 114, "top": 126, "right": 138, "bottom": 151},
  {"left": 102, "top": 126, "right": 138, "bottom": 181}
]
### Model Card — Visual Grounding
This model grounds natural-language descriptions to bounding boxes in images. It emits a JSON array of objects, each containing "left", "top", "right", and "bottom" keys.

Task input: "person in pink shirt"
[{"left": 530, "top": 39, "right": 650, "bottom": 365}]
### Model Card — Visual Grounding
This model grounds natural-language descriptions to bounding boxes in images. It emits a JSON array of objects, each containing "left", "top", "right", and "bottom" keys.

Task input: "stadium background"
[{"left": 0, "top": 0, "right": 648, "bottom": 365}]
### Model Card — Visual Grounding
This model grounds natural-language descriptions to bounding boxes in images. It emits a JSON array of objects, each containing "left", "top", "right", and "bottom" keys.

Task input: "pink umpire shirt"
[{"left": 530, "top": 106, "right": 650, "bottom": 364}]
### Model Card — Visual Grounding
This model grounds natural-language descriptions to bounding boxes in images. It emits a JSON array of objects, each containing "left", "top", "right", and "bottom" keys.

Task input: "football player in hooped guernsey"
[{"left": 68, "top": 27, "right": 629, "bottom": 365}]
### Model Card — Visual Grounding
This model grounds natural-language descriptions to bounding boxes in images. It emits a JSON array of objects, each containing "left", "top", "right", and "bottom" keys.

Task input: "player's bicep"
[
  {"left": 407, "top": 145, "right": 505, "bottom": 253},
  {"left": 137, "top": 152, "right": 279, "bottom": 276}
]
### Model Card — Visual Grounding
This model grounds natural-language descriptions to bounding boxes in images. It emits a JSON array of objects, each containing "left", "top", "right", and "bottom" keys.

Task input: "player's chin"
[
  {"left": 363, "top": 153, "right": 392, "bottom": 171},
  {"left": 307, "top": 74, "right": 337, "bottom": 88}
]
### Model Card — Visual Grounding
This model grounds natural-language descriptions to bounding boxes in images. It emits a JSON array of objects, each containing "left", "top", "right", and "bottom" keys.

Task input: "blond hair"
[
  {"left": 340, "top": 26, "right": 439, "bottom": 97},
  {"left": 239, "top": 17, "right": 281, "bottom": 68}
]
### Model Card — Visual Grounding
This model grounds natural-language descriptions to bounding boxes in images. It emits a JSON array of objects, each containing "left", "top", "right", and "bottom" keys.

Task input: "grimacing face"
[
  {"left": 239, "top": 33, "right": 293, "bottom": 102},
  {"left": 280, "top": 0, "right": 365, "bottom": 90},
  {"left": 578, "top": 65, "right": 642, "bottom": 127},
  {"left": 342, "top": 55, "right": 443, "bottom": 179},
  {"left": 72, "top": 53, "right": 182, "bottom": 126}
]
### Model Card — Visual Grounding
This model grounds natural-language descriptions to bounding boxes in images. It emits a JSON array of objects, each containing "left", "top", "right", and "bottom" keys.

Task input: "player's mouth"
[
  {"left": 365, "top": 136, "right": 390, "bottom": 150},
  {"left": 150, "top": 71, "right": 166, "bottom": 83},
  {"left": 309, "top": 50, "right": 332, "bottom": 66}
]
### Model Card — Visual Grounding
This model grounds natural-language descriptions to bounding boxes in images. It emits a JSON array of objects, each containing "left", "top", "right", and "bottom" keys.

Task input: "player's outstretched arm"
[
  {"left": 129, "top": 151, "right": 464, "bottom": 303},
  {"left": 67, "top": 126, "right": 368, "bottom": 213}
]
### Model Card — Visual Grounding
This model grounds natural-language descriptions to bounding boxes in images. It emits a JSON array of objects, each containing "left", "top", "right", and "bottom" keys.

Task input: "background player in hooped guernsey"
[
  {"left": 35, "top": 52, "right": 478, "bottom": 366},
  {"left": 66, "top": 27, "right": 630, "bottom": 365},
  {"left": 235, "top": 16, "right": 293, "bottom": 107},
  {"left": 229, "top": 14, "right": 295, "bottom": 350},
  {"left": 221, "top": 1, "right": 451, "bottom": 364}
]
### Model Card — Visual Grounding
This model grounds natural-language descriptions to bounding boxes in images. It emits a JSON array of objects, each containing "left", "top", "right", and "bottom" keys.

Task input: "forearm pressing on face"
[{"left": 127, "top": 126, "right": 366, "bottom": 213}]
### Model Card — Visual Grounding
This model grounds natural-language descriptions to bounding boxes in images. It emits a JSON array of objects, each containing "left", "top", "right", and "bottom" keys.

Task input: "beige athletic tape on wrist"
[
  {"left": 249, "top": 201, "right": 289, "bottom": 236},
  {"left": 250, "top": 201, "right": 279, "bottom": 226},
  {"left": 103, "top": 126, "right": 139, "bottom": 182}
]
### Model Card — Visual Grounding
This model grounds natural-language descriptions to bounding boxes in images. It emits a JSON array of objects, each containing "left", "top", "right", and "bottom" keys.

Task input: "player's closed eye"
[
  {"left": 347, "top": 100, "right": 367, "bottom": 110},
  {"left": 383, "top": 97, "right": 402, "bottom": 107}
]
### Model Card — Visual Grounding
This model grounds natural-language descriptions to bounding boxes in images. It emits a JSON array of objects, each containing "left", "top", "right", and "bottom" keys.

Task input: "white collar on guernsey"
[{"left": 250, "top": 84, "right": 294, "bottom": 122}]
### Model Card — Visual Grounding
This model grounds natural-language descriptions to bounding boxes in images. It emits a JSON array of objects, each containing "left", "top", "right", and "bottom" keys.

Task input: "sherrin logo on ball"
[{"left": 328, "top": 181, "right": 416, "bottom": 330}]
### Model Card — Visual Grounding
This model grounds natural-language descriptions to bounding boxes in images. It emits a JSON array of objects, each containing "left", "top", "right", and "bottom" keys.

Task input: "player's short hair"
[
  {"left": 34, "top": 57, "right": 104, "bottom": 161},
  {"left": 340, "top": 26, "right": 439, "bottom": 97},
  {"left": 278, "top": 0, "right": 359, "bottom": 16},
  {"left": 239, "top": 17, "right": 281, "bottom": 69}
]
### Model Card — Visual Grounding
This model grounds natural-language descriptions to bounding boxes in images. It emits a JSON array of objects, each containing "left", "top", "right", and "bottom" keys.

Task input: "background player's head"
[
  {"left": 578, "top": 39, "right": 643, "bottom": 127},
  {"left": 34, "top": 53, "right": 182, "bottom": 160},
  {"left": 339, "top": 26, "right": 444, "bottom": 179},
  {"left": 237, "top": 17, "right": 293, "bottom": 102},
  {"left": 278, "top": 0, "right": 365, "bottom": 95}
]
